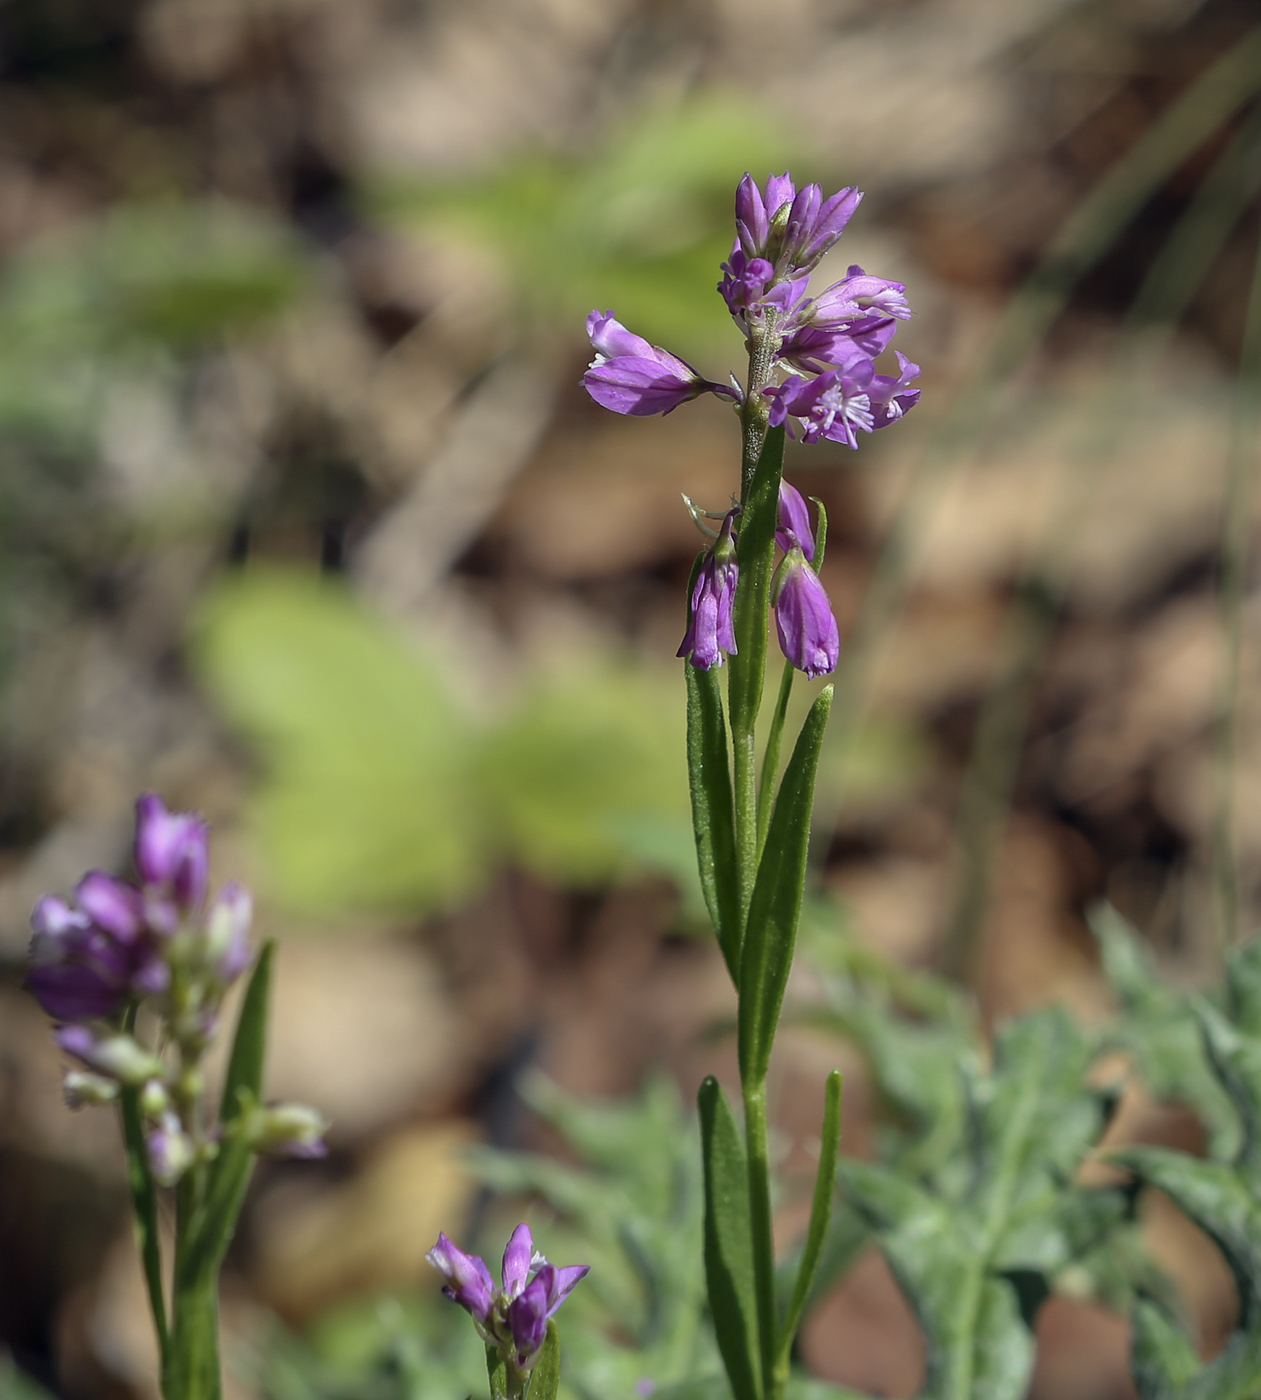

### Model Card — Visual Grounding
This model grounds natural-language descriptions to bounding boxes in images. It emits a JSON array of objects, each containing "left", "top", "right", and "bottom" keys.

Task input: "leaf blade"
[{"left": 686, "top": 662, "right": 741, "bottom": 977}]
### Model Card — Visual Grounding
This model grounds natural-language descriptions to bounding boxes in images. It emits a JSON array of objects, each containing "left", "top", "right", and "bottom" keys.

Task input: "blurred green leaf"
[{"left": 371, "top": 94, "right": 799, "bottom": 355}]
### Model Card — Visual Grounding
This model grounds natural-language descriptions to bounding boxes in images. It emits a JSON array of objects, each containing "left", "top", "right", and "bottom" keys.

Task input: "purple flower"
[
  {"left": 507, "top": 1263, "right": 590, "bottom": 1367},
  {"left": 805, "top": 267, "right": 910, "bottom": 327},
  {"left": 677, "top": 508, "right": 739, "bottom": 670},
  {"left": 735, "top": 174, "right": 860, "bottom": 275},
  {"left": 766, "top": 368, "right": 875, "bottom": 449},
  {"left": 773, "top": 549, "right": 840, "bottom": 679},
  {"left": 868, "top": 352, "right": 922, "bottom": 428},
  {"left": 428, "top": 1233, "right": 496, "bottom": 1321},
  {"left": 135, "top": 794, "right": 209, "bottom": 930},
  {"left": 777, "top": 481, "right": 815, "bottom": 561},
  {"left": 428, "top": 1224, "right": 588, "bottom": 1368},
  {"left": 56, "top": 1026, "right": 163, "bottom": 1084},
  {"left": 26, "top": 891, "right": 168, "bottom": 1023},
  {"left": 718, "top": 247, "right": 809, "bottom": 327},
  {"left": 583, "top": 312, "right": 737, "bottom": 417}
]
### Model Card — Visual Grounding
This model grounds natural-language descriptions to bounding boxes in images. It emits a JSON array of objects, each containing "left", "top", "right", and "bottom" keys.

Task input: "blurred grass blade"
[
  {"left": 739, "top": 686, "right": 832, "bottom": 1086},
  {"left": 698, "top": 1075, "right": 762, "bottom": 1400},
  {"left": 687, "top": 661, "right": 741, "bottom": 978},
  {"left": 776, "top": 1069, "right": 842, "bottom": 1376},
  {"left": 527, "top": 1323, "right": 561, "bottom": 1400},
  {"left": 119, "top": 1005, "right": 168, "bottom": 1360},
  {"left": 729, "top": 426, "right": 785, "bottom": 740},
  {"left": 822, "top": 22, "right": 1261, "bottom": 842}
]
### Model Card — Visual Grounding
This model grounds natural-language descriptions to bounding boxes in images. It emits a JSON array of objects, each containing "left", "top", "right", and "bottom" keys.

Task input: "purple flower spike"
[
  {"left": 583, "top": 311, "right": 737, "bottom": 417},
  {"left": 777, "top": 481, "right": 815, "bottom": 561},
  {"left": 678, "top": 508, "right": 739, "bottom": 671},
  {"left": 773, "top": 550, "right": 840, "bottom": 679},
  {"left": 134, "top": 794, "right": 209, "bottom": 920},
  {"left": 427, "top": 1233, "right": 496, "bottom": 1322}
]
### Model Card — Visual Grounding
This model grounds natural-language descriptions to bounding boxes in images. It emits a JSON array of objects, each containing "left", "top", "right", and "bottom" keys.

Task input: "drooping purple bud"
[
  {"left": 777, "top": 481, "right": 815, "bottom": 561},
  {"left": 677, "top": 508, "right": 739, "bottom": 670},
  {"left": 501, "top": 1222, "right": 543, "bottom": 1300},
  {"left": 582, "top": 311, "right": 738, "bottom": 417},
  {"left": 427, "top": 1234, "right": 496, "bottom": 1322},
  {"left": 205, "top": 884, "right": 253, "bottom": 984},
  {"left": 772, "top": 549, "right": 840, "bottom": 679},
  {"left": 134, "top": 794, "right": 209, "bottom": 918}
]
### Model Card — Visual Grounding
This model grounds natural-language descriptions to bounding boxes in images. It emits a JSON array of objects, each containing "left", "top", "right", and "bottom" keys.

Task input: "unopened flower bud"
[
  {"left": 139, "top": 1078, "right": 169, "bottom": 1117},
  {"left": 57, "top": 1026, "right": 163, "bottom": 1085},
  {"left": 63, "top": 1071, "right": 119, "bottom": 1107},
  {"left": 147, "top": 1112, "right": 195, "bottom": 1185},
  {"left": 204, "top": 884, "right": 252, "bottom": 984},
  {"left": 247, "top": 1103, "right": 329, "bottom": 1158}
]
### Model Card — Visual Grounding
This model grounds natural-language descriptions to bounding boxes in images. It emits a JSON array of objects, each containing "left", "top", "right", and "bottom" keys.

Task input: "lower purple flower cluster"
[
  {"left": 428, "top": 1224, "right": 588, "bottom": 1374},
  {"left": 25, "top": 794, "right": 326, "bottom": 1184}
]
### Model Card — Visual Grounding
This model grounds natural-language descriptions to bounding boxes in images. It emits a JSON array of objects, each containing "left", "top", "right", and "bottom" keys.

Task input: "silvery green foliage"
[
  {"left": 810, "top": 963, "right": 1130, "bottom": 1400},
  {"left": 1095, "top": 908, "right": 1261, "bottom": 1399}
]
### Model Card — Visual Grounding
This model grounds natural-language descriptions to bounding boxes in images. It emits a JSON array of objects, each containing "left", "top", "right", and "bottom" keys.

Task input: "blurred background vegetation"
[{"left": 1, "top": 1, "right": 1260, "bottom": 1399}]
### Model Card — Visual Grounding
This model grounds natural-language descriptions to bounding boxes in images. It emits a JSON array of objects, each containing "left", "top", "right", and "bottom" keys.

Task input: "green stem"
[
  {"left": 734, "top": 728, "right": 759, "bottom": 926},
  {"left": 741, "top": 1081, "right": 779, "bottom": 1400},
  {"left": 757, "top": 662, "right": 795, "bottom": 858}
]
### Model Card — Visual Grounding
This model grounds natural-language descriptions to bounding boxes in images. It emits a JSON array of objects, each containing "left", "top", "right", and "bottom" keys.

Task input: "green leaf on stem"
[
  {"left": 487, "top": 1346, "right": 509, "bottom": 1400},
  {"left": 118, "top": 1006, "right": 168, "bottom": 1360},
  {"left": 218, "top": 939, "right": 274, "bottom": 1131},
  {"left": 1130, "top": 1301, "right": 1201, "bottom": 1397},
  {"left": 728, "top": 425, "right": 784, "bottom": 740},
  {"left": 686, "top": 661, "right": 741, "bottom": 977},
  {"left": 776, "top": 1070, "right": 842, "bottom": 1376},
  {"left": 738, "top": 685, "right": 832, "bottom": 1086},
  {"left": 698, "top": 1076, "right": 762, "bottom": 1400},
  {"left": 528, "top": 1322, "right": 561, "bottom": 1400}
]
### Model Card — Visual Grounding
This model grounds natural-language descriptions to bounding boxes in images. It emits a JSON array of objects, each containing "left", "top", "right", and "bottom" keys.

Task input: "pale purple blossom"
[
  {"left": 868, "top": 352, "right": 922, "bottom": 428},
  {"left": 765, "top": 368, "right": 876, "bottom": 449},
  {"left": 773, "top": 550, "right": 840, "bottom": 679},
  {"left": 428, "top": 1233, "right": 497, "bottom": 1320},
  {"left": 135, "top": 793, "right": 209, "bottom": 933},
  {"left": 678, "top": 508, "right": 740, "bottom": 670},
  {"left": 582, "top": 311, "right": 737, "bottom": 417},
  {"left": 507, "top": 1262, "right": 590, "bottom": 1365},
  {"left": 805, "top": 267, "right": 911, "bottom": 327}
]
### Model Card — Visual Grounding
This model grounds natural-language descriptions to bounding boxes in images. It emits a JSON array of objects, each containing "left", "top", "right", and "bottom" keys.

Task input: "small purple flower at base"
[
  {"left": 134, "top": 794, "right": 209, "bottom": 929},
  {"left": 583, "top": 311, "right": 737, "bottom": 417},
  {"left": 766, "top": 368, "right": 875, "bottom": 449},
  {"left": 678, "top": 508, "right": 739, "bottom": 670},
  {"left": 773, "top": 549, "right": 840, "bottom": 680},
  {"left": 777, "top": 481, "right": 816, "bottom": 561}
]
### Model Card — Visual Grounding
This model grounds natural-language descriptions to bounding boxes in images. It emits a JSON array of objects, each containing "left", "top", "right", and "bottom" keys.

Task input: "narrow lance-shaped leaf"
[
  {"left": 527, "top": 1321, "right": 562, "bottom": 1400},
  {"left": 728, "top": 425, "right": 785, "bottom": 739},
  {"left": 698, "top": 1076, "right": 762, "bottom": 1400},
  {"left": 776, "top": 1070, "right": 842, "bottom": 1378},
  {"left": 739, "top": 686, "right": 832, "bottom": 1086},
  {"left": 687, "top": 658, "right": 741, "bottom": 978}
]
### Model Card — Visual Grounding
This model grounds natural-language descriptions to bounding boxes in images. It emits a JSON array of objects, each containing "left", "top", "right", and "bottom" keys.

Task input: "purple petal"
[
  {"left": 207, "top": 883, "right": 253, "bottom": 983},
  {"left": 678, "top": 509, "right": 739, "bottom": 670},
  {"left": 55, "top": 1024, "right": 98, "bottom": 1062},
  {"left": 134, "top": 794, "right": 209, "bottom": 913},
  {"left": 507, "top": 1273, "right": 550, "bottom": 1363},
  {"left": 427, "top": 1233, "right": 495, "bottom": 1320},
  {"left": 502, "top": 1222, "right": 537, "bottom": 1298},
  {"left": 75, "top": 873, "right": 144, "bottom": 943},
  {"left": 27, "top": 962, "right": 126, "bottom": 1022},
  {"left": 764, "top": 173, "right": 796, "bottom": 219},
  {"left": 585, "top": 310, "right": 653, "bottom": 361},
  {"left": 777, "top": 481, "right": 815, "bottom": 560},
  {"left": 583, "top": 356, "right": 704, "bottom": 417},
  {"left": 544, "top": 1263, "right": 591, "bottom": 1311},
  {"left": 798, "top": 188, "right": 863, "bottom": 264},
  {"left": 735, "top": 173, "right": 768, "bottom": 258}
]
